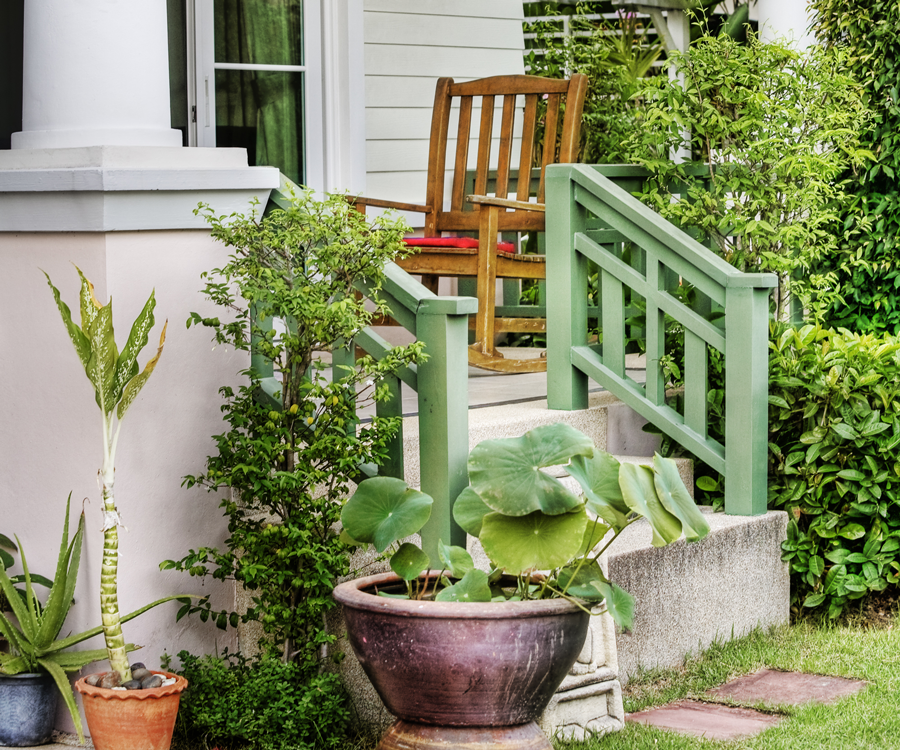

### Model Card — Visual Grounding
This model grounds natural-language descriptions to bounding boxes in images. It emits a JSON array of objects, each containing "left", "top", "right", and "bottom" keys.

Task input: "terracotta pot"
[
  {"left": 75, "top": 670, "right": 187, "bottom": 750},
  {"left": 333, "top": 571, "right": 589, "bottom": 749}
]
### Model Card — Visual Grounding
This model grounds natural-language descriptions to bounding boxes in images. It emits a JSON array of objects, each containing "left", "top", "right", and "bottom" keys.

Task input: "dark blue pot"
[{"left": 0, "top": 672, "right": 59, "bottom": 746}]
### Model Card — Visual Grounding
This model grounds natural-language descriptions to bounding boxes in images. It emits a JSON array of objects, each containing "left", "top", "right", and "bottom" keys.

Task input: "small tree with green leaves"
[
  {"left": 162, "top": 190, "right": 424, "bottom": 672},
  {"left": 626, "top": 33, "right": 872, "bottom": 321}
]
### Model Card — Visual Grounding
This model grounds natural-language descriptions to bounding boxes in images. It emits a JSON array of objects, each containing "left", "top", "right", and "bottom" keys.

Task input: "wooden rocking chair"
[{"left": 355, "top": 73, "right": 588, "bottom": 373}]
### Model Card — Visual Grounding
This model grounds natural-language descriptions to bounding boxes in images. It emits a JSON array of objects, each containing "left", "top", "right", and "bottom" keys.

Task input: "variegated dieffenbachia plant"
[{"left": 45, "top": 267, "right": 186, "bottom": 684}]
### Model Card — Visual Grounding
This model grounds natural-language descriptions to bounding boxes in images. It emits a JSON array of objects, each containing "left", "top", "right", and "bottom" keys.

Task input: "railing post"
[
  {"left": 547, "top": 164, "right": 590, "bottom": 410},
  {"left": 724, "top": 282, "right": 771, "bottom": 515},
  {"left": 375, "top": 373, "right": 404, "bottom": 480},
  {"left": 415, "top": 298, "right": 473, "bottom": 562},
  {"left": 333, "top": 339, "right": 358, "bottom": 436}
]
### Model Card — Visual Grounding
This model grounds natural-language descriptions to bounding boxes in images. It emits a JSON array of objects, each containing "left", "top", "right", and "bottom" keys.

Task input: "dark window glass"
[
  {"left": 0, "top": 1, "right": 24, "bottom": 150},
  {"left": 167, "top": 0, "right": 189, "bottom": 146}
]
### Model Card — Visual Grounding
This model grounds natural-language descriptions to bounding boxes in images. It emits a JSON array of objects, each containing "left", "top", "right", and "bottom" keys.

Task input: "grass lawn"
[{"left": 556, "top": 617, "right": 900, "bottom": 750}]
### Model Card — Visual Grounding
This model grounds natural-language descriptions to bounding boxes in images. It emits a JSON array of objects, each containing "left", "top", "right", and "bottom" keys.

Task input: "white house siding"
[{"left": 363, "top": 0, "right": 526, "bottom": 210}]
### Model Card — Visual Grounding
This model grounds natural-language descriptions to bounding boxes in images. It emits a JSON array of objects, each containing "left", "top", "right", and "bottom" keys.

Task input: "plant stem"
[{"left": 100, "top": 415, "right": 131, "bottom": 683}]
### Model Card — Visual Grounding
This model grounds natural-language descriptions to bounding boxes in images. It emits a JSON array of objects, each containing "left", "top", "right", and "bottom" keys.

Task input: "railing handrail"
[{"left": 546, "top": 163, "right": 776, "bottom": 516}]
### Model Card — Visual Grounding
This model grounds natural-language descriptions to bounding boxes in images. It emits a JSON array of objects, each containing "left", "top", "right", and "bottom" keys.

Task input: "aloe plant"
[
  {"left": 45, "top": 267, "right": 180, "bottom": 685},
  {"left": 342, "top": 423, "right": 711, "bottom": 628},
  {"left": 0, "top": 495, "right": 148, "bottom": 742}
]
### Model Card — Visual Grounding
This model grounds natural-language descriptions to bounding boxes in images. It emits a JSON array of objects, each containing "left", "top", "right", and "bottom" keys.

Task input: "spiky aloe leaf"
[
  {"left": 35, "top": 495, "right": 84, "bottom": 649},
  {"left": 117, "top": 321, "right": 167, "bottom": 420},
  {"left": 0, "top": 551, "right": 36, "bottom": 643},
  {"left": 41, "top": 644, "right": 139, "bottom": 671},
  {"left": 112, "top": 290, "right": 157, "bottom": 407},
  {"left": 37, "top": 656, "right": 84, "bottom": 744},
  {"left": 15, "top": 538, "right": 41, "bottom": 638},
  {"left": 43, "top": 272, "right": 91, "bottom": 370},
  {"left": 0, "top": 612, "right": 26, "bottom": 664},
  {"left": 37, "top": 594, "right": 196, "bottom": 655},
  {"left": 0, "top": 654, "right": 29, "bottom": 675}
]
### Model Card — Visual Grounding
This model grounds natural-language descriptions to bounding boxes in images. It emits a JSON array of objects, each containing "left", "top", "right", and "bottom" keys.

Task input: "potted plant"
[
  {"left": 0, "top": 496, "right": 147, "bottom": 746},
  {"left": 334, "top": 422, "right": 710, "bottom": 750},
  {"left": 44, "top": 268, "right": 189, "bottom": 750}
]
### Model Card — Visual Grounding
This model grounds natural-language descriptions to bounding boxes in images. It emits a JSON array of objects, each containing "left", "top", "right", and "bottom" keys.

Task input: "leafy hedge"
[
  {"left": 167, "top": 651, "right": 350, "bottom": 750},
  {"left": 769, "top": 325, "right": 900, "bottom": 617},
  {"left": 809, "top": 0, "right": 900, "bottom": 333}
]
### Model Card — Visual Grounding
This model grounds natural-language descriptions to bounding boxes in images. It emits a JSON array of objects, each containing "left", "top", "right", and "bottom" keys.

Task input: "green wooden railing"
[
  {"left": 349, "top": 264, "right": 474, "bottom": 557},
  {"left": 258, "top": 181, "right": 474, "bottom": 560},
  {"left": 545, "top": 164, "right": 778, "bottom": 516}
]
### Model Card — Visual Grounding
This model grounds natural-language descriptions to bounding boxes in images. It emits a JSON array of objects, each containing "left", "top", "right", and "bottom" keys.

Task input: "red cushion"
[{"left": 403, "top": 236, "right": 517, "bottom": 254}]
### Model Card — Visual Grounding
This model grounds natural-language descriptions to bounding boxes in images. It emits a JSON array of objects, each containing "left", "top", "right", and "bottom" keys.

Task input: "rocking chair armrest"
[
  {"left": 348, "top": 196, "right": 433, "bottom": 213},
  {"left": 466, "top": 194, "right": 546, "bottom": 213}
]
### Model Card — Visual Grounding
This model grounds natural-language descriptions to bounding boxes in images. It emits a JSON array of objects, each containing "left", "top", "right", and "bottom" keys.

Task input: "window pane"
[
  {"left": 167, "top": 0, "right": 189, "bottom": 146},
  {"left": 214, "top": 0, "right": 303, "bottom": 67},
  {"left": 215, "top": 69, "right": 304, "bottom": 184},
  {"left": 0, "top": 0, "right": 24, "bottom": 150}
]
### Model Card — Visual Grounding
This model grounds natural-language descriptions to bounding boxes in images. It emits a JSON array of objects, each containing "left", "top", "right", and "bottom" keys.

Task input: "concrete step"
[
  {"left": 607, "top": 507, "right": 790, "bottom": 685},
  {"left": 399, "top": 391, "right": 693, "bottom": 493}
]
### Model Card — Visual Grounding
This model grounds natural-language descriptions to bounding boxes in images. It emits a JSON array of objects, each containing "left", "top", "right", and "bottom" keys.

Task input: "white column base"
[
  {"left": 0, "top": 146, "right": 281, "bottom": 232},
  {"left": 12, "top": 128, "right": 184, "bottom": 150}
]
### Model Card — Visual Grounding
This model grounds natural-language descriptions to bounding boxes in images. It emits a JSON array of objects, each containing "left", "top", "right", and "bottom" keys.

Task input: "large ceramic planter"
[
  {"left": 74, "top": 670, "right": 187, "bottom": 750},
  {"left": 0, "top": 672, "right": 59, "bottom": 746},
  {"left": 333, "top": 571, "right": 590, "bottom": 750}
]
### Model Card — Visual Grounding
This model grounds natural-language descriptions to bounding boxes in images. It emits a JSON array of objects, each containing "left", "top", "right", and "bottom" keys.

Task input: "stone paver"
[
  {"left": 706, "top": 668, "right": 867, "bottom": 706},
  {"left": 626, "top": 699, "right": 782, "bottom": 740}
]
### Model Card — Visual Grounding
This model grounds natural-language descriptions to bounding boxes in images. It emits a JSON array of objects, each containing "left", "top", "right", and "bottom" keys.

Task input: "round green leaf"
[
  {"left": 652, "top": 454, "right": 710, "bottom": 543},
  {"left": 341, "top": 477, "right": 433, "bottom": 552},
  {"left": 437, "top": 540, "right": 474, "bottom": 579},
  {"left": 468, "top": 424, "right": 593, "bottom": 517},
  {"left": 480, "top": 507, "right": 588, "bottom": 574},
  {"left": 568, "top": 452, "right": 630, "bottom": 530},
  {"left": 591, "top": 580, "right": 635, "bottom": 631},
  {"left": 390, "top": 543, "right": 431, "bottom": 582},
  {"left": 452, "top": 487, "right": 493, "bottom": 536},
  {"left": 558, "top": 560, "right": 607, "bottom": 600},
  {"left": 434, "top": 569, "right": 492, "bottom": 602},
  {"left": 619, "top": 463, "right": 682, "bottom": 547}
]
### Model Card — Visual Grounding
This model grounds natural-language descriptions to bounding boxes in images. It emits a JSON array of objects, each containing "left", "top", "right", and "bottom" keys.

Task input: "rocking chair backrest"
[{"left": 423, "top": 74, "right": 589, "bottom": 238}]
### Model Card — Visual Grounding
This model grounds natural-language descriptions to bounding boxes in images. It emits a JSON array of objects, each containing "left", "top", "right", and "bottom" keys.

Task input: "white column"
[
  {"left": 11, "top": 0, "right": 182, "bottom": 149},
  {"left": 757, "top": 0, "right": 814, "bottom": 49}
]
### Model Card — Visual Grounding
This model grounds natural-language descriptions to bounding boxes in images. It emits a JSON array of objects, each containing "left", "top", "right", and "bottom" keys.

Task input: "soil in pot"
[
  {"left": 75, "top": 670, "right": 187, "bottom": 750},
  {"left": 0, "top": 672, "right": 59, "bottom": 747}
]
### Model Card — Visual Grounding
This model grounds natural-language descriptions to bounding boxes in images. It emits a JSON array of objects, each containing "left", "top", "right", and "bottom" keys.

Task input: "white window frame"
[{"left": 189, "top": 0, "right": 327, "bottom": 189}]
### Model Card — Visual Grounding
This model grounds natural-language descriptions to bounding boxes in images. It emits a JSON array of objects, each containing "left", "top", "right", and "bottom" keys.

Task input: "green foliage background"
[
  {"left": 809, "top": 0, "right": 900, "bottom": 333},
  {"left": 770, "top": 326, "right": 900, "bottom": 618}
]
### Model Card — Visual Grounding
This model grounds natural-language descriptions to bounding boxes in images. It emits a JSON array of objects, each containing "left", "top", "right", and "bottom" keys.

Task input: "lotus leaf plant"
[
  {"left": 45, "top": 268, "right": 186, "bottom": 686},
  {"left": 341, "top": 423, "right": 710, "bottom": 628}
]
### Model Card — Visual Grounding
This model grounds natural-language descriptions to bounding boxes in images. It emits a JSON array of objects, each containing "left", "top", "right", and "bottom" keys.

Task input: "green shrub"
[
  {"left": 809, "top": 0, "right": 900, "bottom": 334},
  {"left": 769, "top": 324, "right": 900, "bottom": 618},
  {"left": 524, "top": 7, "right": 660, "bottom": 164},
  {"left": 166, "top": 650, "right": 350, "bottom": 750},
  {"left": 626, "top": 32, "right": 871, "bottom": 321}
]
